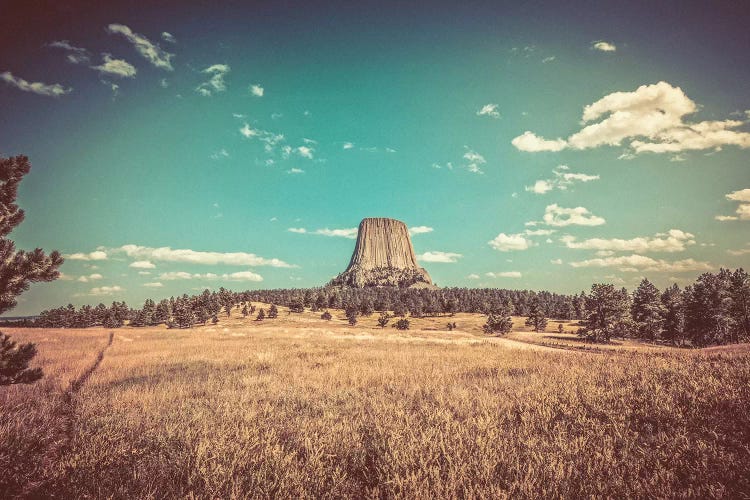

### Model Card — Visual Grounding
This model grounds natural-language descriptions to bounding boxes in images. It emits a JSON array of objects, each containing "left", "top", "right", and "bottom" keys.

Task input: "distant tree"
[
  {"left": 359, "top": 298, "right": 374, "bottom": 317},
  {"left": 211, "top": 315, "right": 219, "bottom": 325},
  {"left": 392, "top": 301, "right": 408, "bottom": 318},
  {"left": 224, "top": 304, "right": 232, "bottom": 317},
  {"left": 483, "top": 313, "right": 512, "bottom": 335},
  {"left": 153, "top": 299, "right": 171, "bottom": 325},
  {"left": 288, "top": 301, "right": 303, "bottom": 313},
  {"left": 346, "top": 306, "right": 358, "bottom": 326},
  {"left": 525, "top": 297, "right": 548, "bottom": 332},
  {"left": 447, "top": 322, "right": 453, "bottom": 331},
  {"left": 377, "top": 311, "right": 390, "bottom": 328},
  {"left": 395, "top": 318, "right": 410, "bottom": 330},
  {"left": 268, "top": 304, "right": 279, "bottom": 318},
  {"left": 557, "top": 323, "right": 564, "bottom": 334},
  {"left": 661, "top": 284, "right": 685, "bottom": 345},
  {"left": 241, "top": 304, "right": 248, "bottom": 317},
  {"left": 631, "top": 278, "right": 665, "bottom": 340},
  {"left": 173, "top": 297, "right": 194, "bottom": 329},
  {"left": 729, "top": 268, "right": 750, "bottom": 342},
  {"left": 580, "top": 284, "right": 631, "bottom": 342},
  {"left": 321, "top": 310, "right": 332, "bottom": 321}
]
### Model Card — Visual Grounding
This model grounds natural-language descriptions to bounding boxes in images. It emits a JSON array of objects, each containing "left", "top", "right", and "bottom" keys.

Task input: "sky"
[{"left": 1, "top": 0, "right": 749, "bottom": 315}]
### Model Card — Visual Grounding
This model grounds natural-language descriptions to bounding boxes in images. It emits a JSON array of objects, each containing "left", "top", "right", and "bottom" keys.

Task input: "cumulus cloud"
[
  {"left": 513, "top": 82, "right": 750, "bottom": 155},
  {"left": 485, "top": 271, "right": 522, "bottom": 278},
  {"left": 409, "top": 226, "right": 434, "bottom": 235},
  {"left": 196, "top": 64, "right": 230, "bottom": 96},
  {"left": 561, "top": 229, "right": 695, "bottom": 253},
  {"left": 488, "top": 233, "right": 533, "bottom": 251},
  {"left": 512, "top": 131, "right": 567, "bottom": 152},
  {"left": 90, "top": 285, "right": 123, "bottom": 296},
  {"left": 114, "top": 245, "right": 293, "bottom": 267},
  {"left": 315, "top": 228, "right": 358, "bottom": 239},
  {"left": 526, "top": 166, "right": 599, "bottom": 194},
  {"left": 1, "top": 71, "right": 71, "bottom": 97},
  {"left": 476, "top": 104, "right": 500, "bottom": 118},
  {"left": 129, "top": 260, "right": 156, "bottom": 269},
  {"left": 417, "top": 251, "right": 462, "bottom": 263},
  {"left": 91, "top": 54, "right": 137, "bottom": 78},
  {"left": 569, "top": 254, "right": 711, "bottom": 273},
  {"left": 65, "top": 250, "right": 107, "bottom": 261},
  {"left": 106, "top": 23, "right": 174, "bottom": 70},
  {"left": 77, "top": 273, "right": 103, "bottom": 283},
  {"left": 468, "top": 273, "right": 480, "bottom": 279},
  {"left": 48, "top": 40, "right": 90, "bottom": 64},
  {"left": 717, "top": 188, "right": 750, "bottom": 221},
  {"left": 542, "top": 204, "right": 605, "bottom": 227},
  {"left": 592, "top": 40, "right": 617, "bottom": 52},
  {"left": 250, "top": 84, "right": 264, "bottom": 96}
]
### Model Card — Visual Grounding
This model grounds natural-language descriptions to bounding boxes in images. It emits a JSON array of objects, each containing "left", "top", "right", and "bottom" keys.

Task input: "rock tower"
[{"left": 330, "top": 218, "right": 434, "bottom": 288}]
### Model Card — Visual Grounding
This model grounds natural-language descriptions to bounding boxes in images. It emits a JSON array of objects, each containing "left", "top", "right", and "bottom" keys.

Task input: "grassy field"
[{"left": 2, "top": 304, "right": 749, "bottom": 498}]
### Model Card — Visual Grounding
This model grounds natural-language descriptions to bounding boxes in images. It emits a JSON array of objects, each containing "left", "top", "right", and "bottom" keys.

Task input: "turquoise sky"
[{"left": 1, "top": 0, "right": 749, "bottom": 314}]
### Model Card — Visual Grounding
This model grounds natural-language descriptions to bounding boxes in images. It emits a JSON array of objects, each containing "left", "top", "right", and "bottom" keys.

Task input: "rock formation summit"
[{"left": 330, "top": 218, "right": 435, "bottom": 288}]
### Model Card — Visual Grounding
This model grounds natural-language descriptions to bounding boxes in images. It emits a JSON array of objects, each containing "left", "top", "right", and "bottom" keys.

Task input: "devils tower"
[{"left": 330, "top": 218, "right": 435, "bottom": 288}]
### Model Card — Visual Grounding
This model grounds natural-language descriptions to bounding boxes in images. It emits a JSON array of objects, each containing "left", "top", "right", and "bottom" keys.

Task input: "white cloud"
[
  {"left": 210, "top": 149, "right": 229, "bottom": 160},
  {"left": 543, "top": 204, "right": 605, "bottom": 227},
  {"left": 196, "top": 64, "right": 229, "bottom": 96},
  {"left": 476, "top": 104, "right": 500, "bottom": 118},
  {"left": 161, "top": 32, "right": 176, "bottom": 43},
  {"left": 417, "top": 251, "right": 462, "bottom": 263},
  {"left": 144, "top": 282, "right": 163, "bottom": 288},
  {"left": 315, "top": 228, "right": 358, "bottom": 239},
  {"left": 718, "top": 188, "right": 750, "bottom": 221},
  {"left": 287, "top": 168, "right": 304, "bottom": 174},
  {"left": 511, "top": 131, "right": 567, "bottom": 152},
  {"left": 542, "top": 56, "right": 556, "bottom": 63},
  {"left": 0, "top": 71, "right": 71, "bottom": 97},
  {"left": 550, "top": 258, "right": 563, "bottom": 265},
  {"left": 569, "top": 254, "right": 712, "bottom": 273},
  {"left": 115, "top": 244, "right": 294, "bottom": 267},
  {"left": 514, "top": 82, "right": 750, "bottom": 155},
  {"left": 297, "top": 146, "right": 314, "bottom": 159},
  {"left": 129, "top": 260, "right": 156, "bottom": 269},
  {"left": 77, "top": 273, "right": 103, "bottom": 283},
  {"left": 49, "top": 40, "right": 90, "bottom": 64},
  {"left": 486, "top": 271, "right": 522, "bottom": 278},
  {"left": 561, "top": 229, "right": 695, "bottom": 253},
  {"left": 463, "top": 148, "right": 486, "bottom": 174},
  {"left": 728, "top": 246, "right": 750, "bottom": 256},
  {"left": 409, "top": 226, "right": 434, "bottom": 235},
  {"left": 288, "top": 227, "right": 307, "bottom": 234},
  {"left": 524, "top": 229, "right": 556, "bottom": 236},
  {"left": 526, "top": 179, "right": 553, "bottom": 194},
  {"left": 106, "top": 23, "right": 174, "bottom": 70},
  {"left": 343, "top": 142, "right": 355, "bottom": 150},
  {"left": 489, "top": 233, "right": 532, "bottom": 251},
  {"left": 239, "top": 123, "right": 259, "bottom": 138},
  {"left": 90, "top": 285, "right": 123, "bottom": 296},
  {"left": 468, "top": 273, "right": 480, "bottom": 279},
  {"left": 250, "top": 84, "right": 264, "bottom": 96},
  {"left": 159, "top": 271, "right": 262, "bottom": 282},
  {"left": 65, "top": 250, "right": 107, "bottom": 261},
  {"left": 91, "top": 54, "right": 137, "bottom": 78},
  {"left": 138, "top": 271, "right": 151, "bottom": 275},
  {"left": 592, "top": 40, "right": 617, "bottom": 52}
]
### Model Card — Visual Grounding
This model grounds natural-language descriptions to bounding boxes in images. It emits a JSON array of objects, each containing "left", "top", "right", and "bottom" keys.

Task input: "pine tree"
[
  {"left": 256, "top": 308, "right": 266, "bottom": 321},
  {"left": 321, "top": 310, "right": 332, "bottom": 320},
  {"left": 377, "top": 311, "right": 390, "bottom": 328},
  {"left": 525, "top": 296, "right": 548, "bottom": 332},
  {"left": 631, "top": 278, "right": 665, "bottom": 340},
  {"left": 661, "top": 284, "right": 685, "bottom": 345},
  {"left": 0, "top": 156, "right": 63, "bottom": 384},
  {"left": 268, "top": 304, "right": 279, "bottom": 318},
  {"left": 241, "top": 304, "right": 248, "bottom": 317},
  {"left": 395, "top": 318, "right": 410, "bottom": 330},
  {"left": 581, "top": 284, "right": 630, "bottom": 342}
]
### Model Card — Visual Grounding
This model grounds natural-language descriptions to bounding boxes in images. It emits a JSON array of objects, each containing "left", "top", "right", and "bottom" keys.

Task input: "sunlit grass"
[{"left": 2, "top": 306, "right": 749, "bottom": 498}]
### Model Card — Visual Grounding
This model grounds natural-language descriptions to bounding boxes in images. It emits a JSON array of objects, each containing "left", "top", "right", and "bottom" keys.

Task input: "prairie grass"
[{"left": 1, "top": 309, "right": 749, "bottom": 498}]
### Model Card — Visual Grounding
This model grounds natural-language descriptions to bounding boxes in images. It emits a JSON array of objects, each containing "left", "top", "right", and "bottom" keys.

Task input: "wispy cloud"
[
  {"left": 106, "top": 23, "right": 174, "bottom": 70},
  {"left": 561, "top": 229, "right": 695, "bottom": 253},
  {"left": 91, "top": 54, "right": 137, "bottom": 78},
  {"left": 65, "top": 250, "right": 107, "bottom": 261},
  {"left": 417, "top": 251, "right": 462, "bottom": 263},
  {"left": 463, "top": 148, "right": 486, "bottom": 174},
  {"left": 161, "top": 32, "right": 176, "bottom": 44},
  {"left": 129, "top": 260, "right": 156, "bottom": 269},
  {"left": 525, "top": 165, "right": 600, "bottom": 194},
  {"left": 592, "top": 40, "right": 617, "bottom": 52},
  {"left": 297, "top": 146, "right": 314, "bottom": 159},
  {"left": 486, "top": 271, "right": 522, "bottom": 278},
  {"left": 114, "top": 244, "right": 294, "bottom": 267},
  {"left": 144, "top": 282, "right": 163, "bottom": 288},
  {"left": 210, "top": 149, "right": 229, "bottom": 160},
  {"left": 343, "top": 142, "right": 355, "bottom": 150},
  {"left": 287, "top": 168, "right": 304, "bottom": 174},
  {"left": 159, "top": 271, "right": 263, "bottom": 282},
  {"left": 569, "top": 255, "right": 711, "bottom": 273},
  {"left": 196, "top": 64, "right": 230, "bottom": 96},
  {"left": 48, "top": 40, "right": 90, "bottom": 64},
  {"left": 476, "top": 103, "right": 500, "bottom": 118},
  {"left": 90, "top": 285, "right": 123, "bottom": 296},
  {"left": 1, "top": 71, "right": 71, "bottom": 97}
]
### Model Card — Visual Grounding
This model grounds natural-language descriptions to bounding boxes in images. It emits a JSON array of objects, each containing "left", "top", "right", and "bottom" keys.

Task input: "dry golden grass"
[{"left": 2, "top": 304, "right": 749, "bottom": 498}]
